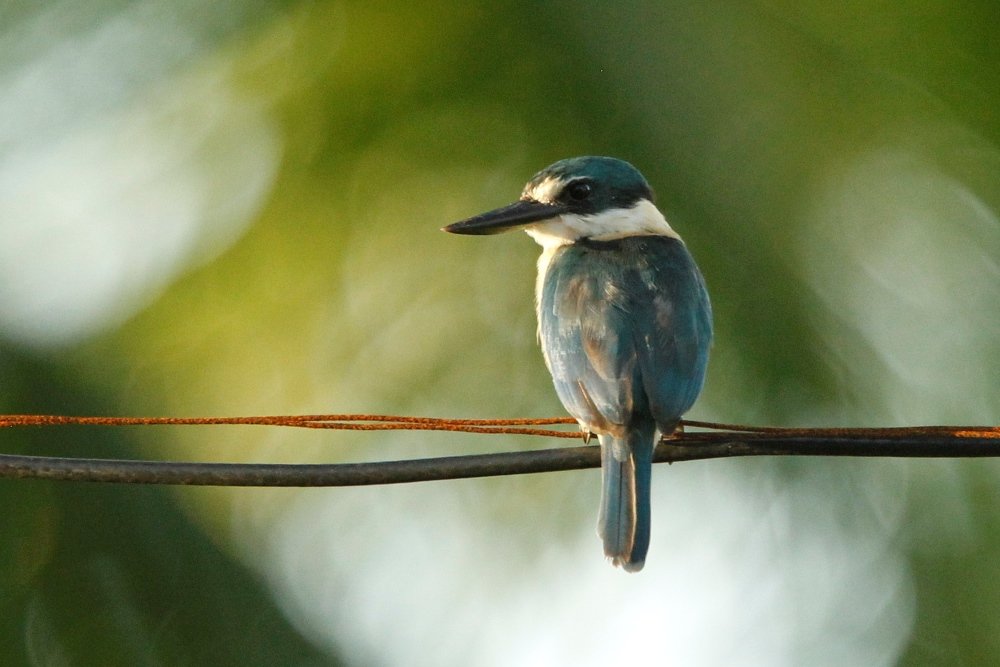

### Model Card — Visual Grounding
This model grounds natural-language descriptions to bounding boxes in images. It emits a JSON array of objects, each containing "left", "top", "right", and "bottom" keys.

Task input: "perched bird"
[{"left": 443, "top": 156, "right": 712, "bottom": 571}]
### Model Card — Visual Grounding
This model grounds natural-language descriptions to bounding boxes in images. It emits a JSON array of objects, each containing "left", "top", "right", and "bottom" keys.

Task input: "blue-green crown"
[{"left": 523, "top": 156, "right": 655, "bottom": 215}]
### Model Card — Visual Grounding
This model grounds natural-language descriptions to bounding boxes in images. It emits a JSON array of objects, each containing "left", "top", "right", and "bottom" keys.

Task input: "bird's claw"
[{"left": 662, "top": 422, "right": 685, "bottom": 440}]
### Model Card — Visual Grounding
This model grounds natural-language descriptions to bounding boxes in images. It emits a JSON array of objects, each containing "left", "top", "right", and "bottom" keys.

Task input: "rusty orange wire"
[
  {"left": 0, "top": 413, "right": 998, "bottom": 486},
  {"left": 0, "top": 413, "right": 996, "bottom": 440}
]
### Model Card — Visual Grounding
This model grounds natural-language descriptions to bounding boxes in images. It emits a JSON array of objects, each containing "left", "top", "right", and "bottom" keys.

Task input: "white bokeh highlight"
[
  {"left": 0, "top": 3, "right": 280, "bottom": 347},
  {"left": 257, "top": 458, "right": 912, "bottom": 667}
]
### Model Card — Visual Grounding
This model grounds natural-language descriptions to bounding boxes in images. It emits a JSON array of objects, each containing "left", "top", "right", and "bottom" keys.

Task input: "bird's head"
[{"left": 443, "top": 156, "right": 678, "bottom": 247}]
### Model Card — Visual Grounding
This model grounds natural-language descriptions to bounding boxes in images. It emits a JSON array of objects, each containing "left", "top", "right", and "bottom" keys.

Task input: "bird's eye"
[{"left": 565, "top": 181, "right": 593, "bottom": 201}]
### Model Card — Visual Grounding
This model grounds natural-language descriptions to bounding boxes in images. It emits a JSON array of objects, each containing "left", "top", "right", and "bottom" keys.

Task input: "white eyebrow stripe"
[{"left": 525, "top": 176, "right": 565, "bottom": 204}]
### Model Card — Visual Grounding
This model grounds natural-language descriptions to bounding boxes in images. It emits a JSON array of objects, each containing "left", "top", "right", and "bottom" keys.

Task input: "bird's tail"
[{"left": 597, "top": 422, "right": 657, "bottom": 572}]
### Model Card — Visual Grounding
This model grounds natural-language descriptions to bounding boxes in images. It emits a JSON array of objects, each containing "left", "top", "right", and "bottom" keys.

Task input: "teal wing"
[{"left": 538, "top": 236, "right": 711, "bottom": 434}]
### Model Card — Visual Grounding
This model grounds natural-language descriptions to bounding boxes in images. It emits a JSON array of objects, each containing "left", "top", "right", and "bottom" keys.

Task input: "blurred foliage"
[
  {"left": 0, "top": 0, "right": 998, "bottom": 665},
  {"left": 0, "top": 351, "right": 336, "bottom": 665}
]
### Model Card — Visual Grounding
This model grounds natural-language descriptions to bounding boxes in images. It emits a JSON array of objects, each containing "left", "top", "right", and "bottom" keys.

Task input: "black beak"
[{"left": 442, "top": 199, "right": 566, "bottom": 235}]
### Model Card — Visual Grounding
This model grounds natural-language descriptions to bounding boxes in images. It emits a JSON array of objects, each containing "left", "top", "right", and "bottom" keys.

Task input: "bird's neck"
[{"left": 524, "top": 199, "right": 680, "bottom": 250}]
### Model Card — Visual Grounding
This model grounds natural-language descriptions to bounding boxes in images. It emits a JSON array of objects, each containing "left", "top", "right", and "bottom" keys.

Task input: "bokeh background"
[{"left": 1, "top": 1, "right": 998, "bottom": 664}]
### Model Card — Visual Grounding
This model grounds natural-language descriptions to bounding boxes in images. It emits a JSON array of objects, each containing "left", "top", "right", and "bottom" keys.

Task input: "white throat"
[{"left": 524, "top": 199, "right": 680, "bottom": 250}]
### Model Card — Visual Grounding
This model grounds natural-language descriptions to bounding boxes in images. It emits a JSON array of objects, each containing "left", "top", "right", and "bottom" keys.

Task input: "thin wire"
[
  {"left": 0, "top": 413, "right": 581, "bottom": 437},
  {"left": 0, "top": 412, "right": 997, "bottom": 486}
]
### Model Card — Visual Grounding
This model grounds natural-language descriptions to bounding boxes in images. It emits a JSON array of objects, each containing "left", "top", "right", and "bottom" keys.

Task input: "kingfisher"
[{"left": 443, "top": 156, "right": 712, "bottom": 571}]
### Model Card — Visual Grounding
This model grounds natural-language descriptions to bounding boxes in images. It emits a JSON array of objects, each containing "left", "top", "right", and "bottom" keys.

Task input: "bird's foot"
[
  {"left": 662, "top": 422, "right": 685, "bottom": 439},
  {"left": 580, "top": 427, "right": 594, "bottom": 444}
]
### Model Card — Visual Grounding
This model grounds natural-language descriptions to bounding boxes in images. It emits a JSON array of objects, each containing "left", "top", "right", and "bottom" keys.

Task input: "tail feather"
[{"left": 597, "top": 423, "right": 657, "bottom": 572}]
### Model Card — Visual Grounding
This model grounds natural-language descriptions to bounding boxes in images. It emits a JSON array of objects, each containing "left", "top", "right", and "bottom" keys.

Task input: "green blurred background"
[{"left": 1, "top": 1, "right": 998, "bottom": 664}]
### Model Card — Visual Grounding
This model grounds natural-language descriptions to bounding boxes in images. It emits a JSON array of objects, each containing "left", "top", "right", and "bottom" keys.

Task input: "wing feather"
[{"left": 538, "top": 236, "right": 711, "bottom": 434}]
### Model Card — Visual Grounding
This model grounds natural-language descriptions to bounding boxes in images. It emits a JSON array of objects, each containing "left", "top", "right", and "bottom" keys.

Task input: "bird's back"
[{"left": 537, "top": 234, "right": 712, "bottom": 435}]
